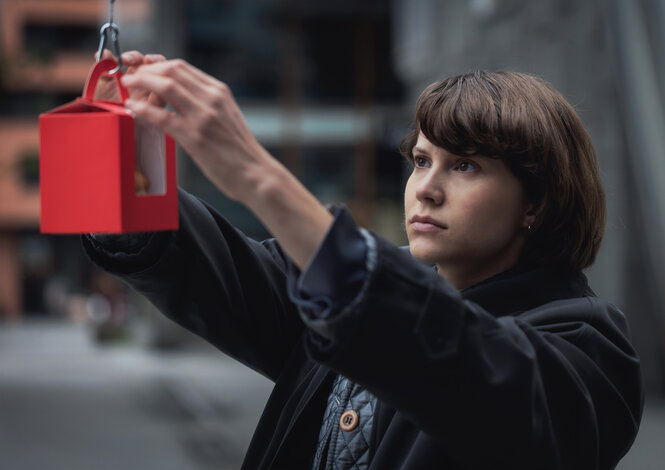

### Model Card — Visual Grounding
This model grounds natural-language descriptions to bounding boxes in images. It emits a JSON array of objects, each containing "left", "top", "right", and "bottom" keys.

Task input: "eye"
[
  {"left": 413, "top": 156, "right": 431, "bottom": 168},
  {"left": 456, "top": 160, "right": 477, "bottom": 173}
]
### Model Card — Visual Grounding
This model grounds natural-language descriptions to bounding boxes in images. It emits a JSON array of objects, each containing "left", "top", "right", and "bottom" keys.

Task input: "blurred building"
[
  {"left": 0, "top": 0, "right": 407, "bottom": 323},
  {"left": 172, "top": 0, "right": 407, "bottom": 239},
  {"left": 0, "top": 0, "right": 662, "bottom": 393},
  {"left": 0, "top": 0, "right": 153, "bottom": 319}
]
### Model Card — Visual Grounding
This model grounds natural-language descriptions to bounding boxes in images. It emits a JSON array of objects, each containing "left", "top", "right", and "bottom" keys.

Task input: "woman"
[{"left": 84, "top": 51, "right": 643, "bottom": 469}]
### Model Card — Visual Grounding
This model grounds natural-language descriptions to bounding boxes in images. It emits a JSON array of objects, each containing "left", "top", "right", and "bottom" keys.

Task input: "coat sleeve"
[
  {"left": 82, "top": 188, "right": 303, "bottom": 382},
  {"left": 302, "top": 231, "right": 643, "bottom": 470}
]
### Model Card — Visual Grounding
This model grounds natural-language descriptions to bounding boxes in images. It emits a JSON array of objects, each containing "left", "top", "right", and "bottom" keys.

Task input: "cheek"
[
  {"left": 403, "top": 178, "right": 416, "bottom": 214},
  {"left": 404, "top": 175, "right": 416, "bottom": 200},
  {"left": 459, "top": 187, "right": 524, "bottom": 235}
]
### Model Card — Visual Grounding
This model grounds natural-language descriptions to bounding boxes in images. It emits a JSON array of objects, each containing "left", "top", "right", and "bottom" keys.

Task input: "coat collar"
[{"left": 460, "top": 264, "right": 592, "bottom": 317}]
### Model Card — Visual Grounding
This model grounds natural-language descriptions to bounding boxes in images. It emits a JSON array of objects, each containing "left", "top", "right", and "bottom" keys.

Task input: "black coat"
[{"left": 83, "top": 189, "right": 643, "bottom": 469}]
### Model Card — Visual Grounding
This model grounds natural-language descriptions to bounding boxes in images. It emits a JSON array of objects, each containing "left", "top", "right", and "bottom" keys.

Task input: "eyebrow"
[
  {"left": 412, "top": 146, "right": 430, "bottom": 155},
  {"left": 413, "top": 147, "right": 494, "bottom": 161}
]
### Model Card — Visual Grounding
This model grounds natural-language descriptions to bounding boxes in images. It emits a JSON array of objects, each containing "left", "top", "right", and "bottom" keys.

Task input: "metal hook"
[{"left": 96, "top": 0, "right": 123, "bottom": 75}]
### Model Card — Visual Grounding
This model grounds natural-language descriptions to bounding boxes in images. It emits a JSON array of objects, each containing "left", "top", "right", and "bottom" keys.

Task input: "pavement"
[
  {"left": 0, "top": 318, "right": 663, "bottom": 470},
  {"left": 0, "top": 318, "right": 273, "bottom": 470}
]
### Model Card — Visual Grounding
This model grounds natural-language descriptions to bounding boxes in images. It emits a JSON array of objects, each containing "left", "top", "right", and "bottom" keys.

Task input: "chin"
[{"left": 408, "top": 240, "right": 443, "bottom": 264}]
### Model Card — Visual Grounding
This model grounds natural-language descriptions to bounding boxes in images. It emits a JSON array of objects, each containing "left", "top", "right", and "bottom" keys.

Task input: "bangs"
[
  {"left": 407, "top": 71, "right": 550, "bottom": 167},
  {"left": 415, "top": 74, "right": 505, "bottom": 159},
  {"left": 403, "top": 71, "right": 546, "bottom": 198}
]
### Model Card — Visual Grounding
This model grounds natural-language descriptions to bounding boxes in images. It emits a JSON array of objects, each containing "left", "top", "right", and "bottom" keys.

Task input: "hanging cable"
[
  {"left": 96, "top": 0, "right": 123, "bottom": 74},
  {"left": 108, "top": 0, "right": 115, "bottom": 26}
]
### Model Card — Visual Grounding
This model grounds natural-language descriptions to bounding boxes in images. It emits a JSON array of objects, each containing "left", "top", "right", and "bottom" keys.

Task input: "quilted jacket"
[{"left": 312, "top": 374, "right": 376, "bottom": 470}]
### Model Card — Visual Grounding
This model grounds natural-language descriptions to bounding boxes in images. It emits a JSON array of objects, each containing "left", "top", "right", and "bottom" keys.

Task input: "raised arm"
[
  {"left": 120, "top": 59, "right": 333, "bottom": 270},
  {"left": 83, "top": 188, "right": 305, "bottom": 381}
]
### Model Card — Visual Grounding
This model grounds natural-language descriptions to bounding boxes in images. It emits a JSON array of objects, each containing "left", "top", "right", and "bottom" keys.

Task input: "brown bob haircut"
[{"left": 400, "top": 71, "right": 606, "bottom": 273}]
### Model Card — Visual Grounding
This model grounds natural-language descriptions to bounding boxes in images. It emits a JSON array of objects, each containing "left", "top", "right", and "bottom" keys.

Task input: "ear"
[{"left": 522, "top": 201, "right": 541, "bottom": 229}]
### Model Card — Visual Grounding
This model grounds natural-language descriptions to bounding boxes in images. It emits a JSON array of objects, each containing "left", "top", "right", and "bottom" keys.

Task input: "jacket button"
[{"left": 339, "top": 410, "right": 359, "bottom": 431}]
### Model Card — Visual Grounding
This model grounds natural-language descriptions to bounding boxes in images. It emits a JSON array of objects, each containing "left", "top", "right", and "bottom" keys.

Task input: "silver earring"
[{"left": 527, "top": 225, "right": 532, "bottom": 231}]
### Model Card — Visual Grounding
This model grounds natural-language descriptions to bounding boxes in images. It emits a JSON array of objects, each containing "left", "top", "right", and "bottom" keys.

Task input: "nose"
[{"left": 415, "top": 170, "right": 445, "bottom": 205}]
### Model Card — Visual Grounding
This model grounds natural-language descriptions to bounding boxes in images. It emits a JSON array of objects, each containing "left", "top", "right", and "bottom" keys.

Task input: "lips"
[{"left": 409, "top": 215, "right": 447, "bottom": 231}]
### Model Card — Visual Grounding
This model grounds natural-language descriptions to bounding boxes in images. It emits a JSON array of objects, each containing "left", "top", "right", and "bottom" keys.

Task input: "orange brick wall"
[
  {"left": 0, "top": 0, "right": 152, "bottom": 317},
  {"left": 0, "top": 121, "right": 40, "bottom": 228},
  {"left": 1, "top": 0, "right": 151, "bottom": 92}
]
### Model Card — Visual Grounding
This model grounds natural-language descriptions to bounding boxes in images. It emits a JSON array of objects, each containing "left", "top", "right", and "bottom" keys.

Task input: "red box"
[{"left": 39, "top": 58, "right": 178, "bottom": 233}]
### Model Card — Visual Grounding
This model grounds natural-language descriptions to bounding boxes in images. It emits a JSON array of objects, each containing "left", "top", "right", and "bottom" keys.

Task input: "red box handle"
[{"left": 83, "top": 58, "right": 129, "bottom": 103}]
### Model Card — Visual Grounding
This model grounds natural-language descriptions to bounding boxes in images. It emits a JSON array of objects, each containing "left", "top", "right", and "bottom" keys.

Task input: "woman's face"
[{"left": 404, "top": 132, "right": 534, "bottom": 290}]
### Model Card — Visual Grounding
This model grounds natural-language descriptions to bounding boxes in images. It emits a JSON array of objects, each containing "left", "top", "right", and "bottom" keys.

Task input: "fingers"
[
  {"left": 125, "top": 99, "right": 180, "bottom": 138},
  {"left": 120, "top": 56, "right": 242, "bottom": 162},
  {"left": 95, "top": 48, "right": 113, "bottom": 61},
  {"left": 91, "top": 50, "right": 176, "bottom": 108},
  {"left": 95, "top": 49, "right": 137, "bottom": 66},
  {"left": 139, "top": 55, "right": 169, "bottom": 107},
  {"left": 121, "top": 50, "right": 144, "bottom": 66},
  {"left": 144, "top": 54, "right": 167, "bottom": 64},
  {"left": 135, "top": 59, "right": 220, "bottom": 91},
  {"left": 122, "top": 71, "right": 201, "bottom": 116},
  {"left": 95, "top": 50, "right": 168, "bottom": 68},
  {"left": 121, "top": 59, "right": 225, "bottom": 114},
  {"left": 147, "top": 91, "right": 167, "bottom": 108},
  {"left": 110, "top": 51, "right": 168, "bottom": 106}
]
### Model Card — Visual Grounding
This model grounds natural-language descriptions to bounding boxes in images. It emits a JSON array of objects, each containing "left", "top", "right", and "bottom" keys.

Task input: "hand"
[
  {"left": 119, "top": 56, "right": 334, "bottom": 269},
  {"left": 92, "top": 49, "right": 167, "bottom": 108},
  {"left": 119, "top": 58, "right": 279, "bottom": 203}
]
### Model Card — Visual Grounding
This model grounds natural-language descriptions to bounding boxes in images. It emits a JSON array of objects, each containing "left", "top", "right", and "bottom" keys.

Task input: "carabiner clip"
[{"left": 96, "top": 22, "right": 123, "bottom": 75}]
